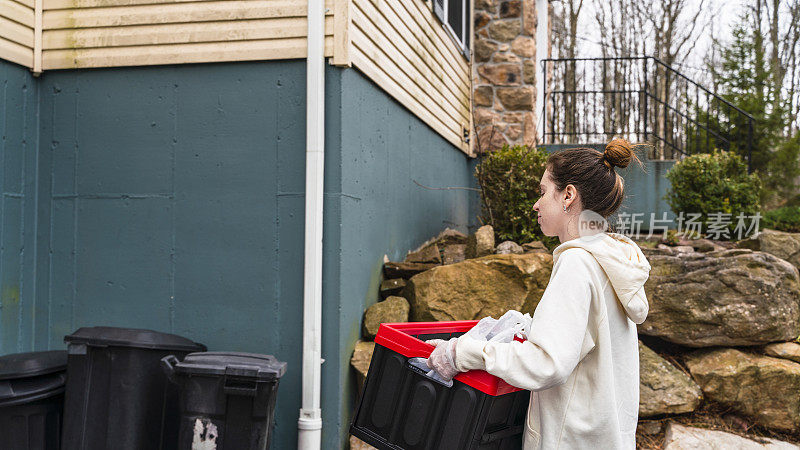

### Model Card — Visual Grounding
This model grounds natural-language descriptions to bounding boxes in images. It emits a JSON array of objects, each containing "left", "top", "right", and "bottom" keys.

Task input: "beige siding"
[
  {"left": 1, "top": 0, "right": 34, "bottom": 67},
  {"left": 41, "top": 0, "right": 335, "bottom": 70},
  {"left": 0, "top": 0, "right": 473, "bottom": 155},
  {"left": 350, "top": 0, "right": 472, "bottom": 154}
]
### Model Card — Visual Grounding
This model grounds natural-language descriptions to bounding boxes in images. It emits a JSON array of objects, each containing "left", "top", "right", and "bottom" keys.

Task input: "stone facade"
[{"left": 473, "top": 0, "right": 539, "bottom": 152}]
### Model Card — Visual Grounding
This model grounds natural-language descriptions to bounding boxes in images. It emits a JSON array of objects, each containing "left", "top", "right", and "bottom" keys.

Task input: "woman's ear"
[{"left": 564, "top": 184, "right": 579, "bottom": 208}]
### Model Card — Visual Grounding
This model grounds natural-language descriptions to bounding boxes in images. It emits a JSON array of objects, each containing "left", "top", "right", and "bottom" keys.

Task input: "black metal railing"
[{"left": 541, "top": 56, "right": 755, "bottom": 172}]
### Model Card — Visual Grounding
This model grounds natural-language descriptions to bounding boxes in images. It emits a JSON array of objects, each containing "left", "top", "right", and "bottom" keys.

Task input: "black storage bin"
[
  {"left": 351, "top": 321, "right": 530, "bottom": 450},
  {"left": 161, "top": 352, "right": 287, "bottom": 450},
  {"left": 61, "top": 326, "right": 206, "bottom": 450},
  {"left": 0, "top": 350, "right": 68, "bottom": 450}
]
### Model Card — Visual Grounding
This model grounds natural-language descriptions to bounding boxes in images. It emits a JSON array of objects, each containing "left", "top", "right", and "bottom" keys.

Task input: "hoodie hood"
[{"left": 552, "top": 232, "right": 652, "bottom": 324}]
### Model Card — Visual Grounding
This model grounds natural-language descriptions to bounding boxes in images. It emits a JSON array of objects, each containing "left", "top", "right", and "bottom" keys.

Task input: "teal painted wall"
[
  {"left": 35, "top": 60, "right": 307, "bottom": 448},
  {"left": 0, "top": 60, "right": 41, "bottom": 355},
  {"left": 616, "top": 158, "right": 677, "bottom": 233},
  {"left": 543, "top": 144, "right": 677, "bottom": 231},
  {"left": 322, "top": 67, "right": 475, "bottom": 448},
  {"left": 0, "top": 59, "right": 476, "bottom": 449}
]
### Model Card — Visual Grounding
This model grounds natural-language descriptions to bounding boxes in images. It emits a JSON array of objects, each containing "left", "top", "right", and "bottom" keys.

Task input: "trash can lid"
[
  {"left": 0, "top": 350, "right": 67, "bottom": 380},
  {"left": 174, "top": 352, "right": 287, "bottom": 381},
  {"left": 65, "top": 327, "right": 206, "bottom": 352},
  {"left": 0, "top": 351, "right": 67, "bottom": 407}
]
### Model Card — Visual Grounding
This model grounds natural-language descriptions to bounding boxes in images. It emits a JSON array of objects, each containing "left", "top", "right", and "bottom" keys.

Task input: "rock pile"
[{"left": 351, "top": 226, "right": 800, "bottom": 446}]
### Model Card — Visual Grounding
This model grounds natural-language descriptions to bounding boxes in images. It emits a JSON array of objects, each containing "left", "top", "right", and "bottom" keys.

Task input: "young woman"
[{"left": 427, "top": 138, "right": 652, "bottom": 449}]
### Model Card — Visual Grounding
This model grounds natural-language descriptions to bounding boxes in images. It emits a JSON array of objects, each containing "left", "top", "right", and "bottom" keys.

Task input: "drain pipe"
[{"left": 298, "top": 0, "right": 325, "bottom": 448}]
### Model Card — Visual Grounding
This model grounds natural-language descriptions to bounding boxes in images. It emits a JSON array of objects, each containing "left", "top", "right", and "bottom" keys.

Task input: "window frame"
[{"left": 433, "top": 0, "right": 471, "bottom": 60}]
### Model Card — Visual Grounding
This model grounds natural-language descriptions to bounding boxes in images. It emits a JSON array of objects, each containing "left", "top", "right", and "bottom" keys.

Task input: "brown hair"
[{"left": 546, "top": 138, "right": 644, "bottom": 218}]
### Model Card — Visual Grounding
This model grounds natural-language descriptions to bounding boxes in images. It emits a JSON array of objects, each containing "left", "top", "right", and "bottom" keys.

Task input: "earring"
[{"left": 563, "top": 205, "right": 568, "bottom": 212}]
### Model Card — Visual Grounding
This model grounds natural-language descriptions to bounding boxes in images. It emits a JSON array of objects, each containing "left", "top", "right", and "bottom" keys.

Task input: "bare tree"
[
  {"left": 593, "top": 0, "right": 647, "bottom": 142},
  {"left": 550, "top": 0, "right": 585, "bottom": 139},
  {"left": 594, "top": 0, "right": 643, "bottom": 59},
  {"left": 763, "top": 0, "right": 800, "bottom": 133},
  {"left": 637, "top": 0, "right": 709, "bottom": 68},
  {"left": 589, "top": 0, "right": 714, "bottom": 157}
]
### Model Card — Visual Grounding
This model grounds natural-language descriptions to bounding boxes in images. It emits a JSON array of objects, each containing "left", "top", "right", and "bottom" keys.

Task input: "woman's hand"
[{"left": 425, "top": 338, "right": 460, "bottom": 381}]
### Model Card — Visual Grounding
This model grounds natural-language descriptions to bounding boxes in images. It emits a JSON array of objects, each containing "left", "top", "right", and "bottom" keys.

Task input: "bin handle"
[
  {"left": 161, "top": 355, "right": 179, "bottom": 384},
  {"left": 480, "top": 425, "right": 524, "bottom": 444},
  {"left": 223, "top": 378, "right": 259, "bottom": 397}
]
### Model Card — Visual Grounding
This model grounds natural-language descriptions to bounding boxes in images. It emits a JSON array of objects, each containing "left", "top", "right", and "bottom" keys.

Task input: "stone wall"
[{"left": 473, "top": 0, "right": 538, "bottom": 151}]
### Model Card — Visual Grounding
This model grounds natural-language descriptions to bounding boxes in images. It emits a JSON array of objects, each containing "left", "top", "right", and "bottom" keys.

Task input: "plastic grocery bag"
[
  {"left": 415, "top": 310, "right": 532, "bottom": 386},
  {"left": 407, "top": 357, "right": 454, "bottom": 387},
  {"left": 463, "top": 310, "right": 532, "bottom": 343}
]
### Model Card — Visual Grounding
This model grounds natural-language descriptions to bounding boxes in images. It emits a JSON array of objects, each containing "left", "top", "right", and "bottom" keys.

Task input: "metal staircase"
[{"left": 540, "top": 56, "right": 756, "bottom": 172}]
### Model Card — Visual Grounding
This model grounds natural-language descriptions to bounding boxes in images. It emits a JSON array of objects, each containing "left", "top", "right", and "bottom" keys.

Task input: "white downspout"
[{"left": 298, "top": 0, "right": 324, "bottom": 448}]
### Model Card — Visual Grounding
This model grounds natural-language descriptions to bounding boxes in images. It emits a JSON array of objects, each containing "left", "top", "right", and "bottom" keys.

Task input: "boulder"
[
  {"left": 404, "top": 253, "right": 552, "bottom": 321},
  {"left": 636, "top": 420, "right": 663, "bottom": 436},
  {"left": 654, "top": 244, "right": 697, "bottom": 256},
  {"left": 379, "top": 278, "right": 406, "bottom": 299},
  {"left": 351, "top": 341, "right": 376, "bottom": 394},
  {"left": 639, "top": 341, "right": 703, "bottom": 417},
  {"left": 641, "top": 249, "right": 800, "bottom": 347},
  {"left": 705, "top": 248, "right": 755, "bottom": 257},
  {"left": 412, "top": 228, "right": 468, "bottom": 253},
  {"left": 642, "top": 246, "right": 677, "bottom": 257},
  {"left": 522, "top": 241, "right": 549, "bottom": 253},
  {"left": 442, "top": 244, "right": 467, "bottom": 265},
  {"left": 764, "top": 342, "right": 800, "bottom": 364},
  {"left": 738, "top": 229, "right": 800, "bottom": 270},
  {"left": 434, "top": 228, "right": 469, "bottom": 245},
  {"left": 363, "top": 296, "right": 410, "bottom": 339},
  {"left": 496, "top": 240, "right": 524, "bottom": 254},
  {"left": 685, "top": 348, "right": 800, "bottom": 432},
  {"left": 671, "top": 236, "right": 725, "bottom": 252},
  {"left": 655, "top": 244, "right": 676, "bottom": 255},
  {"left": 466, "top": 225, "right": 495, "bottom": 258},
  {"left": 691, "top": 238, "right": 725, "bottom": 253},
  {"left": 663, "top": 423, "right": 799, "bottom": 449},
  {"left": 350, "top": 436, "right": 378, "bottom": 450},
  {"left": 405, "top": 244, "right": 442, "bottom": 264},
  {"left": 383, "top": 262, "right": 438, "bottom": 279}
]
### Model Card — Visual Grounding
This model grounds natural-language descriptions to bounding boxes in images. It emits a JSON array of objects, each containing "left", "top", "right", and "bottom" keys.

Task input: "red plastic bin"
[{"left": 350, "top": 321, "right": 529, "bottom": 450}]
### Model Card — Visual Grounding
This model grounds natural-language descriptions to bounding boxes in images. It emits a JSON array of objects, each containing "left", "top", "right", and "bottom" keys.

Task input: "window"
[{"left": 433, "top": 0, "right": 471, "bottom": 59}]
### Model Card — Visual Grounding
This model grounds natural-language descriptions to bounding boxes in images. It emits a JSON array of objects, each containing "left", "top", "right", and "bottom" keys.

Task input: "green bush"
[
  {"left": 663, "top": 229, "right": 681, "bottom": 246},
  {"left": 762, "top": 206, "right": 800, "bottom": 233},
  {"left": 786, "top": 194, "right": 800, "bottom": 208},
  {"left": 665, "top": 150, "right": 761, "bottom": 239},
  {"left": 762, "top": 134, "right": 800, "bottom": 208},
  {"left": 475, "top": 144, "right": 558, "bottom": 248}
]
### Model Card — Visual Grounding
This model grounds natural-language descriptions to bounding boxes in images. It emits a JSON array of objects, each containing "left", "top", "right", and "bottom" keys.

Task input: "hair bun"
[{"left": 603, "top": 138, "right": 633, "bottom": 169}]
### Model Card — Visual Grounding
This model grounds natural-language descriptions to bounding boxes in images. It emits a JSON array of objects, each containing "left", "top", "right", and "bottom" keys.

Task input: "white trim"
[
  {"left": 33, "top": 0, "right": 42, "bottom": 74},
  {"left": 461, "top": 0, "right": 466, "bottom": 51},
  {"left": 438, "top": 0, "right": 470, "bottom": 59},
  {"left": 443, "top": 21, "right": 466, "bottom": 55}
]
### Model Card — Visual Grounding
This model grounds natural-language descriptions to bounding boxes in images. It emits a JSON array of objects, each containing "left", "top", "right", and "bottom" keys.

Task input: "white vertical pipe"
[{"left": 298, "top": 0, "right": 325, "bottom": 448}]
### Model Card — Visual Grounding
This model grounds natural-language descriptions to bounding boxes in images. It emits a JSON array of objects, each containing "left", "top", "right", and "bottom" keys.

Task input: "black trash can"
[
  {"left": 161, "top": 352, "right": 287, "bottom": 450},
  {"left": 0, "top": 350, "right": 68, "bottom": 450},
  {"left": 61, "top": 326, "right": 206, "bottom": 450}
]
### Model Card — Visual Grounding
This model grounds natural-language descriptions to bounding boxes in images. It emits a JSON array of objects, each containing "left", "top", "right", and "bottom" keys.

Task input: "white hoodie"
[{"left": 455, "top": 232, "right": 651, "bottom": 449}]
